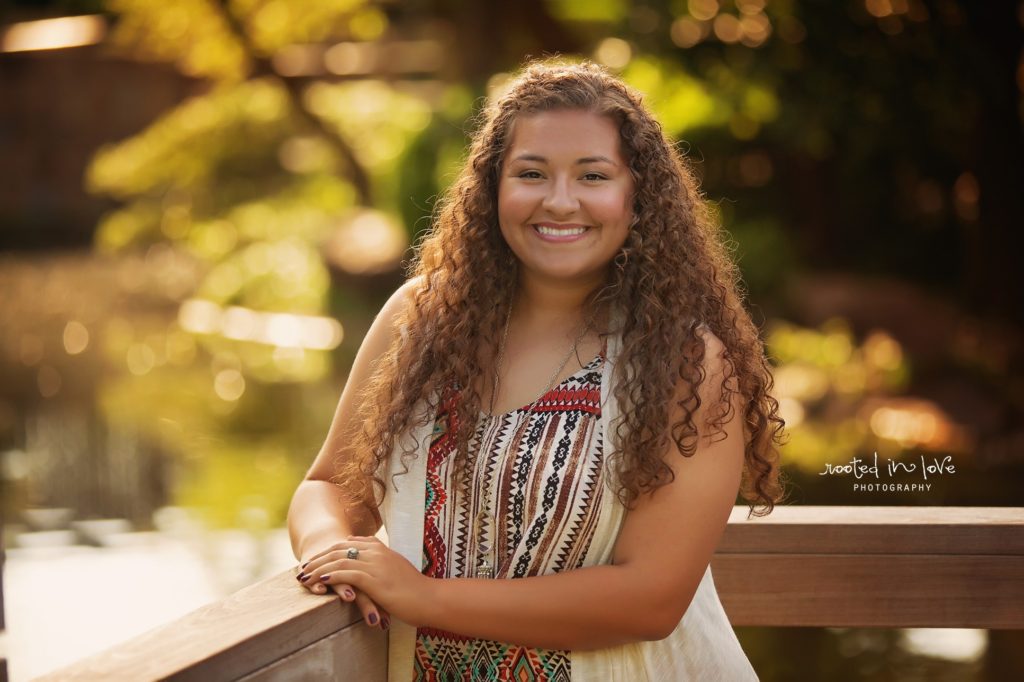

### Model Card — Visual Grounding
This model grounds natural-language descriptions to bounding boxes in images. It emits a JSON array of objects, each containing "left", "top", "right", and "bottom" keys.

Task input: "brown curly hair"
[{"left": 335, "top": 58, "right": 787, "bottom": 521}]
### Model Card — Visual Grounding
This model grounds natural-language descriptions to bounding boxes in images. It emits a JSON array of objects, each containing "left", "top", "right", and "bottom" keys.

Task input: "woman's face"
[{"left": 497, "top": 109, "right": 634, "bottom": 287}]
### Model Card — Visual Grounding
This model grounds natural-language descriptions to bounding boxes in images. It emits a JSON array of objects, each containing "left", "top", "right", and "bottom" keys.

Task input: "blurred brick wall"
[{"left": 0, "top": 43, "right": 204, "bottom": 250}]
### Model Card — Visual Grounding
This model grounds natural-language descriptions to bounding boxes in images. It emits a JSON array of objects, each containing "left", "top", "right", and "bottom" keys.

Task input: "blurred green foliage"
[
  {"left": 105, "top": 0, "right": 383, "bottom": 80},
  {"left": 20, "top": 0, "right": 1012, "bottom": 676},
  {"left": 77, "top": 0, "right": 1020, "bottom": 529},
  {"left": 85, "top": 0, "right": 437, "bottom": 526}
]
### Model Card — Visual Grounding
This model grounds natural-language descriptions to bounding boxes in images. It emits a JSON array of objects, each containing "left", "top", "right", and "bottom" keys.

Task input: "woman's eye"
[
  {"left": 518, "top": 170, "right": 543, "bottom": 179},
  {"left": 582, "top": 173, "right": 607, "bottom": 181}
]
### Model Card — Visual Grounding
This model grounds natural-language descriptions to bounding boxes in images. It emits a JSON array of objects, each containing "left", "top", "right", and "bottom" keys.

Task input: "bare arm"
[
  {"left": 287, "top": 276, "right": 420, "bottom": 630},
  {"left": 288, "top": 480, "right": 378, "bottom": 561},
  {"left": 287, "top": 277, "right": 420, "bottom": 561},
  {"left": 421, "top": 329, "right": 746, "bottom": 650}
]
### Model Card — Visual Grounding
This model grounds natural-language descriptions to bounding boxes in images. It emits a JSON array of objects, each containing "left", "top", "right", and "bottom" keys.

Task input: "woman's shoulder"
[
  {"left": 350, "top": 276, "right": 425, "bottom": 360},
  {"left": 390, "top": 275, "right": 426, "bottom": 339},
  {"left": 399, "top": 273, "right": 427, "bottom": 297},
  {"left": 386, "top": 274, "right": 424, "bottom": 306},
  {"left": 376, "top": 275, "right": 424, "bottom": 324}
]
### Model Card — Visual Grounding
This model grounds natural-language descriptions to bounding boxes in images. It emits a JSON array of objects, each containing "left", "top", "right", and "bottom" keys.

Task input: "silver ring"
[{"left": 346, "top": 547, "right": 359, "bottom": 560}]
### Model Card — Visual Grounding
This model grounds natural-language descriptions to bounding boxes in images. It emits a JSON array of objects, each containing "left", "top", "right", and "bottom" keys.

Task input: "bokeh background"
[{"left": 1, "top": 0, "right": 1022, "bottom": 679}]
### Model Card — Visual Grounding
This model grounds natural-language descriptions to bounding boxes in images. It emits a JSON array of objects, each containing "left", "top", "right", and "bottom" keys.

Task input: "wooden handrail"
[
  {"left": 712, "top": 505, "right": 1024, "bottom": 629},
  {"left": 41, "top": 506, "right": 1024, "bottom": 681}
]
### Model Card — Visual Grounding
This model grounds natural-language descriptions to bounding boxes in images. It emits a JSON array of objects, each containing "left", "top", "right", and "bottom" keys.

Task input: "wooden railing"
[
  {"left": 714, "top": 506, "right": 1023, "bottom": 629},
  {"left": 41, "top": 506, "right": 1024, "bottom": 680}
]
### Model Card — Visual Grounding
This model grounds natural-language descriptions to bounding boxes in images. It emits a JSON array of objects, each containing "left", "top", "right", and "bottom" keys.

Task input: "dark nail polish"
[
  {"left": 301, "top": 561, "right": 309, "bottom": 569},
  {"left": 300, "top": 574, "right": 310, "bottom": 582},
  {"left": 320, "top": 574, "right": 330, "bottom": 581},
  {"left": 368, "top": 612, "right": 378, "bottom": 625},
  {"left": 295, "top": 573, "right": 304, "bottom": 581},
  {"left": 344, "top": 589, "right": 355, "bottom": 599}
]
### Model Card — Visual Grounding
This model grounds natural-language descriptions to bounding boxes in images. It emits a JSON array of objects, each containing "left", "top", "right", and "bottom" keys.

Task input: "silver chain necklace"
[{"left": 472, "top": 301, "right": 596, "bottom": 579}]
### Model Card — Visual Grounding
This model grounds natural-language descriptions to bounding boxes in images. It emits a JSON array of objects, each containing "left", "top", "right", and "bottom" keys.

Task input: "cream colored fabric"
[{"left": 380, "top": 318, "right": 758, "bottom": 681}]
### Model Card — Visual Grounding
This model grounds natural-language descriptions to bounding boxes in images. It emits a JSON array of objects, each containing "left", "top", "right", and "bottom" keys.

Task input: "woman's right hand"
[{"left": 297, "top": 557, "right": 390, "bottom": 632}]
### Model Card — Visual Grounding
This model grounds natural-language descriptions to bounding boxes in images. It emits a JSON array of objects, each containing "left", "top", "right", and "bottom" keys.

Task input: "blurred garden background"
[{"left": 1, "top": 0, "right": 1022, "bottom": 679}]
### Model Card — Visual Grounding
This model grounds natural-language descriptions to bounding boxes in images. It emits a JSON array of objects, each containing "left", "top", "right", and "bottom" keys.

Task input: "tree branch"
[{"left": 211, "top": 0, "right": 374, "bottom": 206}]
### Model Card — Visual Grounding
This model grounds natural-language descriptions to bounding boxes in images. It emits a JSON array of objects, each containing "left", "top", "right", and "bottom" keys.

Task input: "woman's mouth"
[{"left": 532, "top": 223, "right": 591, "bottom": 242}]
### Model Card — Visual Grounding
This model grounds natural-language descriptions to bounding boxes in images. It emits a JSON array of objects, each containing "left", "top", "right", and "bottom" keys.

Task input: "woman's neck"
[{"left": 513, "top": 270, "right": 607, "bottom": 326}]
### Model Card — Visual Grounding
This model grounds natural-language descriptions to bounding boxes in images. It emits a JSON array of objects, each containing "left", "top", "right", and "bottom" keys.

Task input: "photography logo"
[{"left": 818, "top": 452, "right": 956, "bottom": 492}]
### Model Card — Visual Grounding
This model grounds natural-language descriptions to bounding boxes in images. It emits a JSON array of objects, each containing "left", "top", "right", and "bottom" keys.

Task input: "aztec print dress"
[
  {"left": 380, "top": 316, "right": 759, "bottom": 681},
  {"left": 413, "top": 348, "right": 608, "bottom": 681}
]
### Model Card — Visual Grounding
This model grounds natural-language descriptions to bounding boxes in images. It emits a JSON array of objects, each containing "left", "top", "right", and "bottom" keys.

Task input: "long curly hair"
[{"left": 335, "top": 59, "right": 787, "bottom": 521}]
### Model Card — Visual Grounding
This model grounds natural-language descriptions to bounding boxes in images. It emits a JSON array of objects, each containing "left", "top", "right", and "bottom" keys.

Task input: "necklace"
[{"left": 471, "top": 301, "right": 596, "bottom": 579}]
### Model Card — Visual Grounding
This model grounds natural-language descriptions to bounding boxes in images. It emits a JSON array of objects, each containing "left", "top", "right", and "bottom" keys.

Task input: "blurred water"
[{"left": 4, "top": 522, "right": 297, "bottom": 680}]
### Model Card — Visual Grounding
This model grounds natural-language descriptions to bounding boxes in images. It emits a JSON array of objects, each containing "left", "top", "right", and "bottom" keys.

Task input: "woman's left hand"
[{"left": 299, "top": 535, "right": 435, "bottom": 628}]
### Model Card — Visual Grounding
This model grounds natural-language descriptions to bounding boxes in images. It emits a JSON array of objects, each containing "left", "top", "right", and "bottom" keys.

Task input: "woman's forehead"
[{"left": 504, "top": 109, "right": 624, "bottom": 162}]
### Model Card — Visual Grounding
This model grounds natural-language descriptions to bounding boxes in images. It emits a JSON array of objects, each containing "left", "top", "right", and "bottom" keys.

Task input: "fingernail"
[
  {"left": 320, "top": 574, "right": 331, "bottom": 582},
  {"left": 300, "top": 574, "right": 310, "bottom": 582},
  {"left": 301, "top": 561, "right": 309, "bottom": 569},
  {"left": 296, "top": 573, "right": 304, "bottom": 581},
  {"left": 344, "top": 589, "right": 355, "bottom": 599},
  {"left": 368, "top": 612, "right": 378, "bottom": 625}
]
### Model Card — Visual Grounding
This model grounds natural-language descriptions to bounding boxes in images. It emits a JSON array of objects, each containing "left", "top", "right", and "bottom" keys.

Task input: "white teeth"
[{"left": 535, "top": 225, "right": 587, "bottom": 236}]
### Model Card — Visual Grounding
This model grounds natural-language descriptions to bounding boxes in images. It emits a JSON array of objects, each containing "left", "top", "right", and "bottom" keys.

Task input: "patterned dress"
[{"left": 412, "top": 346, "right": 607, "bottom": 682}]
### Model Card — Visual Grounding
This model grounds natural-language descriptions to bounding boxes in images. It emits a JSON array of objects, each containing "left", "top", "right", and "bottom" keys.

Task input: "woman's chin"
[{"left": 520, "top": 260, "right": 606, "bottom": 283}]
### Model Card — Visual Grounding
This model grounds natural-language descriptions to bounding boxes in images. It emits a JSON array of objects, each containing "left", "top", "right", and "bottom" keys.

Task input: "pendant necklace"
[{"left": 471, "top": 301, "right": 597, "bottom": 579}]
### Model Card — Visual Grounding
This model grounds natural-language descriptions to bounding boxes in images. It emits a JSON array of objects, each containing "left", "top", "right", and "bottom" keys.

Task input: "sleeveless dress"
[
  {"left": 414, "top": 348, "right": 608, "bottom": 680},
  {"left": 379, "top": 320, "right": 759, "bottom": 681}
]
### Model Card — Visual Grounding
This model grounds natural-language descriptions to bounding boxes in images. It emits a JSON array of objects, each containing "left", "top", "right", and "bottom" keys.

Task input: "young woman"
[{"left": 288, "top": 60, "right": 786, "bottom": 680}]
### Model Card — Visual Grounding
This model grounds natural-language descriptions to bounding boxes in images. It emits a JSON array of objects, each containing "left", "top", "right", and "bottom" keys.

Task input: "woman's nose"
[{"left": 541, "top": 178, "right": 580, "bottom": 215}]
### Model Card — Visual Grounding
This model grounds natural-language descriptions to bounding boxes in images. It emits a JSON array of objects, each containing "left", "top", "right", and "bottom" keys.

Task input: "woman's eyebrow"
[
  {"left": 510, "top": 153, "right": 618, "bottom": 166},
  {"left": 577, "top": 155, "right": 618, "bottom": 166}
]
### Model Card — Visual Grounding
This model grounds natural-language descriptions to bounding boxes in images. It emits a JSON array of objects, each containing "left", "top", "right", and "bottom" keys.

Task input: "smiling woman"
[
  {"left": 288, "top": 59, "right": 786, "bottom": 681},
  {"left": 498, "top": 110, "right": 634, "bottom": 286}
]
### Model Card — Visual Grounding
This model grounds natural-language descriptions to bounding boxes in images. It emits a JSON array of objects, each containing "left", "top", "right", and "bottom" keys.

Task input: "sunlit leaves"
[
  {"left": 547, "top": 0, "right": 629, "bottom": 23},
  {"left": 219, "top": 174, "right": 356, "bottom": 244},
  {"left": 237, "top": 0, "right": 368, "bottom": 52},
  {"left": 197, "top": 238, "right": 329, "bottom": 314},
  {"left": 88, "top": 78, "right": 366, "bottom": 261},
  {"left": 766, "top": 319, "right": 914, "bottom": 471},
  {"left": 622, "top": 56, "right": 725, "bottom": 134},
  {"left": 94, "top": 201, "right": 164, "bottom": 253},
  {"left": 87, "top": 79, "right": 289, "bottom": 200},
  {"left": 392, "top": 85, "right": 474, "bottom": 238},
  {"left": 87, "top": 0, "right": 412, "bottom": 528},
  {"left": 741, "top": 83, "right": 779, "bottom": 124},
  {"left": 106, "top": 0, "right": 373, "bottom": 80},
  {"left": 174, "top": 440, "right": 306, "bottom": 529},
  {"left": 621, "top": 55, "right": 780, "bottom": 138},
  {"left": 346, "top": 6, "right": 388, "bottom": 41},
  {"left": 106, "top": 0, "right": 249, "bottom": 81},
  {"left": 98, "top": 358, "right": 332, "bottom": 527},
  {"left": 304, "top": 80, "right": 433, "bottom": 171}
]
